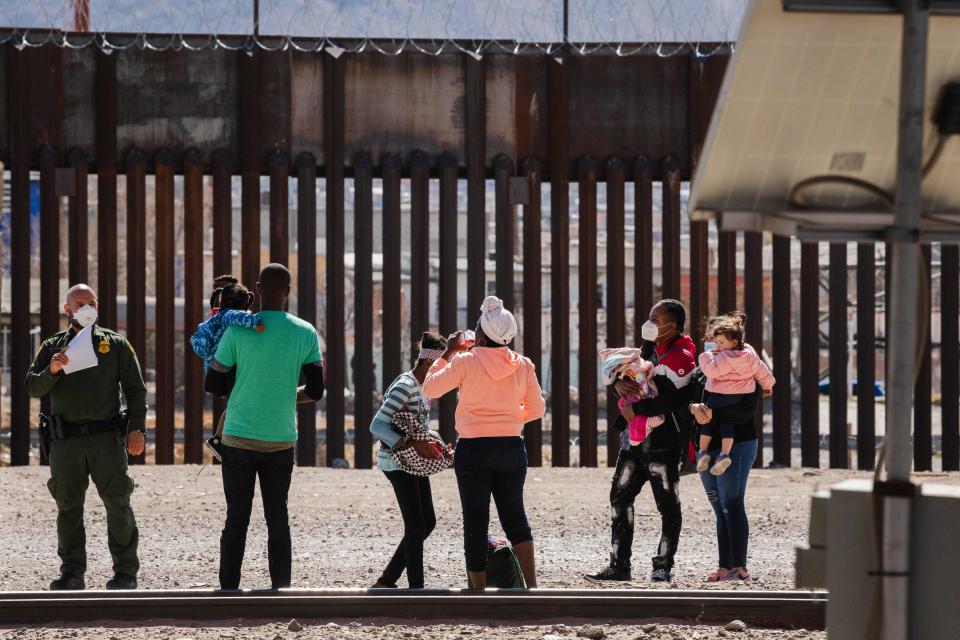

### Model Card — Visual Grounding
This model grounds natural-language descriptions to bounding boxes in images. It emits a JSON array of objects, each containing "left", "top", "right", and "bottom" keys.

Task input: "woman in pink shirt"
[{"left": 423, "top": 296, "right": 545, "bottom": 589}]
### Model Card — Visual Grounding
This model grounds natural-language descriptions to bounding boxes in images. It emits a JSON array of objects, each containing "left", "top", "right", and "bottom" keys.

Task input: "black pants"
[
  {"left": 454, "top": 437, "right": 532, "bottom": 573},
  {"left": 609, "top": 446, "right": 682, "bottom": 573},
  {"left": 219, "top": 444, "right": 294, "bottom": 590},
  {"left": 379, "top": 471, "right": 436, "bottom": 588}
]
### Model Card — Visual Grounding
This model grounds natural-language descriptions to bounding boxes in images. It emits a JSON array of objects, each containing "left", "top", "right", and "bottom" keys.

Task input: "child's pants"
[
  {"left": 703, "top": 392, "right": 749, "bottom": 440},
  {"left": 618, "top": 395, "right": 664, "bottom": 445}
]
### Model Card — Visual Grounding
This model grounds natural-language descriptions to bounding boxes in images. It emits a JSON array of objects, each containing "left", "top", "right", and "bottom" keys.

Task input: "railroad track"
[{"left": 0, "top": 588, "right": 827, "bottom": 629}]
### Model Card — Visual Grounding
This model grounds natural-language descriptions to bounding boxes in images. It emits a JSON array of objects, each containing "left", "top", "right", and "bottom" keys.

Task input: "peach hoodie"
[{"left": 422, "top": 347, "right": 546, "bottom": 438}]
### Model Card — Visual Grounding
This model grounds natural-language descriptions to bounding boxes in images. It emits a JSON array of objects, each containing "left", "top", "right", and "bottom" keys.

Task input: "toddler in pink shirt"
[{"left": 696, "top": 313, "right": 775, "bottom": 476}]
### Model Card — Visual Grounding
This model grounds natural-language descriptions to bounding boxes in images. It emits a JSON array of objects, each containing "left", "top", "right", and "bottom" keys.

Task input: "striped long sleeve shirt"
[
  {"left": 372, "top": 371, "right": 429, "bottom": 430},
  {"left": 370, "top": 371, "right": 430, "bottom": 472}
]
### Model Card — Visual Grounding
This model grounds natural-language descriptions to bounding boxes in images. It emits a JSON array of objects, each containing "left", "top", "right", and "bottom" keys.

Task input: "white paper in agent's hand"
[{"left": 62, "top": 325, "right": 99, "bottom": 375}]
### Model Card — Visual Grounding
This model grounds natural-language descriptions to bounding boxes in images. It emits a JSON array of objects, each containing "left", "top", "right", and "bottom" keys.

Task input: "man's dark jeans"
[
  {"left": 609, "top": 446, "right": 682, "bottom": 573},
  {"left": 219, "top": 444, "right": 294, "bottom": 590}
]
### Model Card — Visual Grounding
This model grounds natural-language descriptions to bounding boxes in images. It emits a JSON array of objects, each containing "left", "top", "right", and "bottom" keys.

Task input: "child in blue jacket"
[{"left": 190, "top": 276, "right": 263, "bottom": 459}]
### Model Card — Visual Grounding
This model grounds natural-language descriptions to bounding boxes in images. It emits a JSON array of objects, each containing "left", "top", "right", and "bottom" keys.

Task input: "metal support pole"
[
  {"left": 881, "top": 1, "right": 927, "bottom": 638},
  {"left": 887, "top": 0, "right": 926, "bottom": 482}
]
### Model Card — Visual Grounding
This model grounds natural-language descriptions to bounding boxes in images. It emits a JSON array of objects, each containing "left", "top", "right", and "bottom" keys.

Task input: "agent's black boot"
[
  {"left": 106, "top": 573, "right": 137, "bottom": 590},
  {"left": 50, "top": 573, "right": 85, "bottom": 591}
]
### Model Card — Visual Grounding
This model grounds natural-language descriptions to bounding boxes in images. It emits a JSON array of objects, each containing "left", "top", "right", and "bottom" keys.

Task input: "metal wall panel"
[
  {"left": 828, "top": 243, "right": 848, "bottom": 469},
  {"left": 183, "top": 149, "right": 205, "bottom": 465},
  {"left": 125, "top": 148, "right": 147, "bottom": 464},
  {"left": 154, "top": 149, "right": 176, "bottom": 465},
  {"left": 324, "top": 55, "right": 347, "bottom": 465},
  {"left": 800, "top": 242, "right": 820, "bottom": 467},
  {"left": 578, "top": 156, "right": 598, "bottom": 468},
  {"left": 354, "top": 151, "right": 375, "bottom": 468},
  {"left": 856, "top": 244, "right": 876, "bottom": 470},
  {"left": 522, "top": 157, "right": 544, "bottom": 467},
  {"left": 438, "top": 153, "right": 459, "bottom": 443},
  {"left": 605, "top": 156, "right": 626, "bottom": 467},
  {"left": 296, "top": 153, "right": 318, "bottom": 466}
]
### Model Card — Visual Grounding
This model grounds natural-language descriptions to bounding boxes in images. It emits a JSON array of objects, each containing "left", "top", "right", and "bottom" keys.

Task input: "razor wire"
[{"left": 0, "top": 0, "right": 747, "bottom": 56}]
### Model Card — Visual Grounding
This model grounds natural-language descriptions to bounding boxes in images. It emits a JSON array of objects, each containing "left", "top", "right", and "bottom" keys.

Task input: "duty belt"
[{"left": 51, "top": 417, "right": 123, "bottom": 440}]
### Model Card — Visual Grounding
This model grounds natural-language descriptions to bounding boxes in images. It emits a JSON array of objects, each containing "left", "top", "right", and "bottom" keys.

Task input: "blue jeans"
[
  {"left": 703, "top": 392, "right": 748, "bottom": 441},
  {"left": 454, "top": 437, "right": 532, "bottom": 572},
  {"left": 698, "top": 438, "right": 757, "bottom": 569}
]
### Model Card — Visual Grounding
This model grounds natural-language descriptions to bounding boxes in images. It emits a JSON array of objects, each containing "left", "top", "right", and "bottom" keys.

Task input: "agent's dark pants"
[
  {"left": 219, "top": 444, "right": 294, "bottom": 590},
  {"left": 379, "top": 471, "right": 436, "bottom": 588},
  {"left": 609, "top": 446, "right": 682, "bottom": 573},
  {"left": 454, "top": 437, "right": 533, "bottom": 573},
  {"left": 47, "top": 431, "right": 139, "bottom": 578}
]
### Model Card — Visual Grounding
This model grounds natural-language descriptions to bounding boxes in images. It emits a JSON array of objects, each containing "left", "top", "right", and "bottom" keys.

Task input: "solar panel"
[{"left": 689, "top": 0, "right": 960, "bottom": 240}]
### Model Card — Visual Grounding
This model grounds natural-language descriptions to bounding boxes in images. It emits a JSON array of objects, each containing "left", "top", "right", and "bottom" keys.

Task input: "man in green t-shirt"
[{"left": 204, "top": 263, "right": 324, "bottom": 590}]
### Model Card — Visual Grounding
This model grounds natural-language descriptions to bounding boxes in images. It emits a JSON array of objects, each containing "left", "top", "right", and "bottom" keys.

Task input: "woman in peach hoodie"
[{"left": 423, "top": 296, "right": 545, "bottom": 589}]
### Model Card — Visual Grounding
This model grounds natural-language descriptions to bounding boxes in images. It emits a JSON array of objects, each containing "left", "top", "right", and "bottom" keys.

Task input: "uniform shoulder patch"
[{"left": 103, "top": 331, "right": 135, "bottom": 356}]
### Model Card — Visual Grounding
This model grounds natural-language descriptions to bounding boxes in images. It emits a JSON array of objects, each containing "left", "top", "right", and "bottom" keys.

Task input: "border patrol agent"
[{"left": 25, "top": 284, "right": 147, "bottom": 591}]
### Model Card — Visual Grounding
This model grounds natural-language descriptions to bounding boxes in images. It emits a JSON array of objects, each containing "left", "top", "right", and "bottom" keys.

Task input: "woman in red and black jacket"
[{"left": 586, "top": 300, "right": 696, "bottom": 584}]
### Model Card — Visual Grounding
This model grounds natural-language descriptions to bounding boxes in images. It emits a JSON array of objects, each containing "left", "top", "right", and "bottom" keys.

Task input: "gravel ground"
[
  {"left": 2, "top": 466, "right": 957, "bottom": 639},
  {"left": 0, "top": 620, "right": 822, "bottom": 640}
]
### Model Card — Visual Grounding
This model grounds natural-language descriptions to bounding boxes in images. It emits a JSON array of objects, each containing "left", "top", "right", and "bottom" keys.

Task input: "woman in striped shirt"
[{"left": 369, "top": 332, "right": 448, "bottom": 589}]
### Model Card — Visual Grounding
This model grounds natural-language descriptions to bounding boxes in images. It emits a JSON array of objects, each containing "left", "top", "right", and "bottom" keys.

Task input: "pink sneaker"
[
  {"left": 721, "top": 568, "right": 752, "bottom": 583},
  {"left": 705, "top": 568, "right": 729, "bottom": 583}
]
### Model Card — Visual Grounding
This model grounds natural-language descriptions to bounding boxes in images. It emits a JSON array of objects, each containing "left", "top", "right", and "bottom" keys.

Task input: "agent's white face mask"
[
  {"left": 641, "top": 320, "right": 669, "bottom": 342},
  {"left": 73, "top": 304, "right": 98, "bottom": 328}
]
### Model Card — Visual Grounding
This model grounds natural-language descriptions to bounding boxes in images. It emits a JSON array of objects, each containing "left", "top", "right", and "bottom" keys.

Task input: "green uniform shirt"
[{"left": 25, "top": 325, "right": 148, "bottom": 431}]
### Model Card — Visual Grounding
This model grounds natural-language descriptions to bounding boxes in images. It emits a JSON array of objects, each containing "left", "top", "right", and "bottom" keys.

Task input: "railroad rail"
[{"left": 0, "top": 588, "right": 827, "bottom": 629}]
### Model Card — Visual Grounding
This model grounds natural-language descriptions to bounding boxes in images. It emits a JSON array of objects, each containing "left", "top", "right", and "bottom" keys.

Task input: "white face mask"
[
  {"left": 641, "top": 320, "right": 663, "bottom": 342},
  {"left": 73, "top": 304, "right": 98, "bottom": 328}
]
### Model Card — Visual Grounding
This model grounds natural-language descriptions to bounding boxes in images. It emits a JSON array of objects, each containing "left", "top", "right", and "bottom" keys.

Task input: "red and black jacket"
[{"left": 613, "top": 334, "right": 697, "bottom": 462}]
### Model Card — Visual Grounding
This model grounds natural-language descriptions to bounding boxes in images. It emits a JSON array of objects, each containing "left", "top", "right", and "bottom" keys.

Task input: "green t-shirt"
[{"left": 214, "top": 310, "right": 322, "bottom": 442}]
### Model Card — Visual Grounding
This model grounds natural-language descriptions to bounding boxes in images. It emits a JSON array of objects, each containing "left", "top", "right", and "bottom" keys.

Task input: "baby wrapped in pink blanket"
[{"left": 599, "top": 347, "right": 664, "bottom": 445}]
